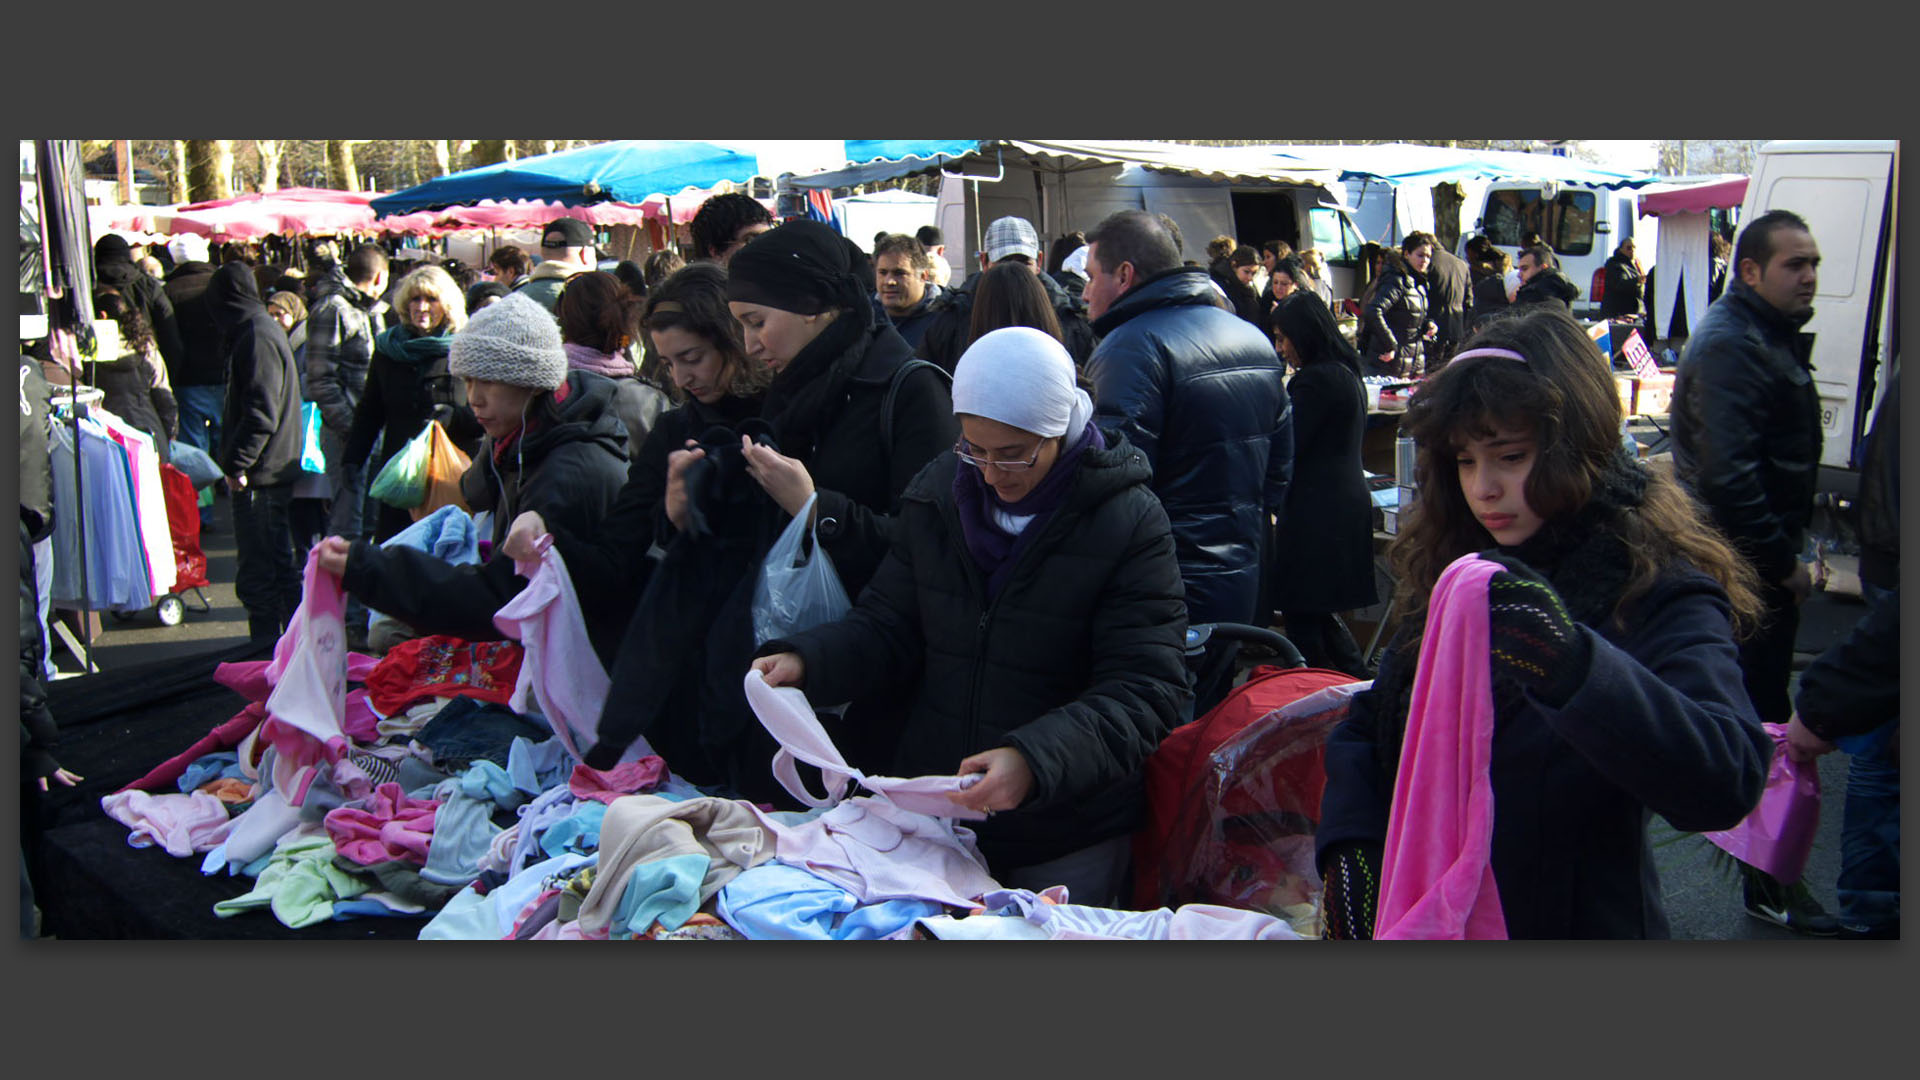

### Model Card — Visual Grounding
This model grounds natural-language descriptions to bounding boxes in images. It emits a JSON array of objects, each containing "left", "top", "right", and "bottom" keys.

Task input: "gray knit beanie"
[{"left": 448, "top": 293, "right": 568, "bottom": 391}]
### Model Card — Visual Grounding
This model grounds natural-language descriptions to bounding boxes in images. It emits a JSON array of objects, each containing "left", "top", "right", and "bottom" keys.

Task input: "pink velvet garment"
[
  {"left": 741, "top": 671, "right": 1000, "bottom": 909},
  {"left": 100, "top": 790, "right": 233, "bottom": 858},
  {"left": 493, "top": 540, "right": 652, "bottom": 764},
  {"left": 1375, "top": 554, "right": 1510, "bottom": 941},
  {"left": 324, "top": 782, "right": 442, "bottom": 866},
  {"left": 116, "top": 704, "right": 267, "bottom": 795},
  {"left": 260, "top": 550, "right": 355, "bottom": 805},
  {"left": 569, "top": 759, "right": 668, "bottom": 805}
]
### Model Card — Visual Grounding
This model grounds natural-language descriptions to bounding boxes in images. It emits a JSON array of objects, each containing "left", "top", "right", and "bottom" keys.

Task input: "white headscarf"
[{"left": 951, "top": 326, "right": 1092, "bottom": 440}]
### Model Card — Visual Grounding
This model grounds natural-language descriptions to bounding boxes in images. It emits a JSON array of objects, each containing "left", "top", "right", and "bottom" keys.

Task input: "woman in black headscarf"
[{"left": 580, "top": 221, "right": 957, "bottom": 802}]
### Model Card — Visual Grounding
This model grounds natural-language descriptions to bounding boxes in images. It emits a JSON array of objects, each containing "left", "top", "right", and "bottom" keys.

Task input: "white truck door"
[{"left": 1744, "top": 145, "right": 1896, "bottom": 469}]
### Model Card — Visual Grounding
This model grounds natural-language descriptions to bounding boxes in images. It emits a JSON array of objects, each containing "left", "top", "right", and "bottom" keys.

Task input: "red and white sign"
[{"left": 1621, "top": 329, "right": 1660, "bottom": 379}]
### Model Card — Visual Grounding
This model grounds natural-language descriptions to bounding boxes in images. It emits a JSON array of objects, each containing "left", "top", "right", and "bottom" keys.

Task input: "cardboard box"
[{"left": 1636, "top": 372, "right": 1676, "bottom": 416}]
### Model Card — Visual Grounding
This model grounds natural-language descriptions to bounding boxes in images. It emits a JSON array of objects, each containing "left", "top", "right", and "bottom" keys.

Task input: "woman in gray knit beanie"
[{"left": 314, "top": 292, "right": 630, "bottom": 653}]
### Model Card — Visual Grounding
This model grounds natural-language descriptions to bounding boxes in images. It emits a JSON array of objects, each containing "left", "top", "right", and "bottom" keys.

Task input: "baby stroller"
[{"left": 111, "top": 462, "right": 213, "bottom": 627}]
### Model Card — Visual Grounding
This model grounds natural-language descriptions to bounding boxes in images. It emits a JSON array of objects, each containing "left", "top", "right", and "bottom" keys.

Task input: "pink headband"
[{"left": 1450, "top": 347, "right": 1529, "bottom": 365}]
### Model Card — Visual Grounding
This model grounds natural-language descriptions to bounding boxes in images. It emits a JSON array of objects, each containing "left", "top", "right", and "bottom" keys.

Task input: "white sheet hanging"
[{"left": 1654, "top": 212, "right": 1711, "bottom": 341}]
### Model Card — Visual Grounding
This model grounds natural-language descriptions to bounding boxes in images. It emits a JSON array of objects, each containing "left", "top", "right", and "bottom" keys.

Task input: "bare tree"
[
  {"left": 256, "top": 140, "right": 284, "bottom": 192},
  {"left": 433, "top": 139, "right": 452, "bottom": 177},
  {"left": 169, "top": 139, "right": 190, "bottom": 202},
  {"left": 326, "top": 139, "right": 363, "bottom": 191},
  {"left": 470, "top": 140, "right": 512, "bottom": 168},
  {"left": 186, "top": 139, "right": 234, "bottom": 202}
]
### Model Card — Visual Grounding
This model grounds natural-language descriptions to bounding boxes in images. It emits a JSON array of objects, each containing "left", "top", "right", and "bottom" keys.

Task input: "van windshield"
[{"left": 1483, "top": 189, "right": 1597, "bottom": 256}]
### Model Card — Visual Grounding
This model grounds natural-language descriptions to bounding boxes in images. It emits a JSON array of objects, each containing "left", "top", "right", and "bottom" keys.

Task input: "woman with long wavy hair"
[{"left": 1315, "top": 305, "right": 1770, "bottom": 939}]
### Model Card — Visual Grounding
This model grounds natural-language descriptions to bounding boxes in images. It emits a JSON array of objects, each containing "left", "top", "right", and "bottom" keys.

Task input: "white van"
[
  {"left": 1740, "top": 140, "right": 1899, "bottom": 490},
  {"left": 933, "top": 165, "right": 1371, "bottom": 303},
  {"left": 1463, "top": 181, "right": 1656, "bottom": 319}
]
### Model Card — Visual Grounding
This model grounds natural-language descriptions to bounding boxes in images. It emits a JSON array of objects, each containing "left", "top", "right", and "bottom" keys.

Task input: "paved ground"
[{"left": 52, "top": 489, "right": 1877, "bottom": 939}]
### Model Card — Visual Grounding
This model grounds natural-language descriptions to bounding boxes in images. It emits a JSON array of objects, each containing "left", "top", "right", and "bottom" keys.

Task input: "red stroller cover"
[
  {"left": 159, "top": 463, "right": 209, "bottom": 590},
  {"left": 1134, "top": 665, "right": 1360, "bottom": 917}
]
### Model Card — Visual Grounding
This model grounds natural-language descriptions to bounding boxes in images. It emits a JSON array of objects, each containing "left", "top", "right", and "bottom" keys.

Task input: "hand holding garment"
[
  {"left": 1482, "top": 551, "right": 1590, "bottom": 707},
  {"left": 1375, "top": 553, "right": 1509, "bottom": 940}
]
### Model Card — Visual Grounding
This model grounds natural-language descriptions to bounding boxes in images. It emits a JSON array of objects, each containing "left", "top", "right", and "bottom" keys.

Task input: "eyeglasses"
[{"left": 954, "top": 437, "right": 1043, "bottom": 471}]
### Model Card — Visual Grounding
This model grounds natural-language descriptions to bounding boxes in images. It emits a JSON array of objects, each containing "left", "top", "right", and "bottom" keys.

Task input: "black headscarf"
[{"left": 728, "top": 221, "right": 879, "bottom": 460}]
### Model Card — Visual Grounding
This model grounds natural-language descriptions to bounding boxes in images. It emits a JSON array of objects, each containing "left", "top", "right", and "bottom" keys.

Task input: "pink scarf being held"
[
  {"left": 563, "top": 342, "right": 635, "bottom": 380},
  {"left": 1375, "top": 553, "right": 1509, "bottom": 940}
]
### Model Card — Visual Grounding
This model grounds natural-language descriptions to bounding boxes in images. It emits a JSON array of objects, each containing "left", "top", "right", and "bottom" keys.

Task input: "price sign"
[{"left": 1622, "top": 329, "right": 1660, "bottom": 379}]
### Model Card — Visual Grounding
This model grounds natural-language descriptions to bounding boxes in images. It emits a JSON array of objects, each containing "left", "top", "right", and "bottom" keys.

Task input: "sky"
[{"left": 1572, "top": 140, "right": 1661, "bottom": 171}]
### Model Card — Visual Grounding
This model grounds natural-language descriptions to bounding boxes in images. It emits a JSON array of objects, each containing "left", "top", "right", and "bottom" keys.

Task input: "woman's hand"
[
  {"left": 751, "top": 652, "right": 806, "bottom": 688},
  {"left": 664, "top": 440, "right": 705, "bottom": 531},
  {"left": 948, "top": 747, "right": 1034, "bottom": 815},
  {"left": 741, "top": 436, "right": 816, "bottom": 518},
  {"left": 37, "top": 766, "right": 83, "bottom": 792},
  {"left": 1423, "top": 321, "right": 1438, "bottom": 341},
  {"left": 314, "top": 536, "right": 352, "bottom": 579},
  {"left": 502, "top": 511, "right": 548, "bottom": 562}
]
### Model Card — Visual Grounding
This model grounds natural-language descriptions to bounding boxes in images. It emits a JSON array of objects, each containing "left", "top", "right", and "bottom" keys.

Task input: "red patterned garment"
[{"left": 363, "top": 635, "right": 525, "bottom": 717}]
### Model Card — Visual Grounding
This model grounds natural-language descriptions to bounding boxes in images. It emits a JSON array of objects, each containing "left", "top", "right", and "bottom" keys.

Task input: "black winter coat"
[
  {"left": 1515, "top": 266, "right": 1580, "bottom": 310},
  {"left": 1087, "top": 266, "right": 1292, "bottom": 627},
  {"left": 208, "top": 263, "right": 304, "bottom": 487},
  {"left": 1317, "top": 563, "right": 1770, "bottom": 938},
  {"left": 20, "top": 517, "right": 61, "bottom": 781},
  {"left": 342, "top": 325, "right": 483, "bottom": 474},
  {"left": 1794, "top": 584, "right": 1899, "bottom": 742},
  {"left": 1856, "top": 366, "right": 1898, "bottom": 590},
  {"left": 341, "top": 369, "right": 631, "bottom": 660},
  {"left": 765, "top": 436, "right": 1191, "bottom": 870},
  {"left": 1470, "top": 271, "right": 1510, "bottom": 328},
  {"left": 878, "top": 284, "right": 947, "bottom": 350},
  {"left": 162, "top": 261, "right": 223, "bottom": 387},
  {"left": 96, "top": 255, "right": 185, "bottom": 378},
  {"left": 83, "top": 347, "right": 177, "bottom": 467},
  {"left": 916, "top": 268, "right": 1096, "bottom": 373},
  {"left": 1359, "top": 262, "right": 1431, "bottom": 376},
  {"left": 586, "top": 317, "right": 958, "bottom": 787},
  {"left": 1425, "top": 248, "right": 1474, "bottom": 357},
  {"left": 1600, "top": 253, "right": 1645, "bottom": 318},
  {"left": 1210, "top": 264, "right": 1263, "bottom": 328},
  {"left": 1271, "top": 362, "right": 1377, "bottom": 613},
  {"left": 1671, "top": 281, "right": 1821, "bottom": 583}
]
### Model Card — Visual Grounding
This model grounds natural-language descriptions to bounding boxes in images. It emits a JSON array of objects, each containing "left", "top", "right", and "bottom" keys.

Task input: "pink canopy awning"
[
  {"left": 1638, "top": 176, "right": 1749, "bottom": 217},
  {"left": 167, "top": 188, "right": 385, "bottom": 239}
]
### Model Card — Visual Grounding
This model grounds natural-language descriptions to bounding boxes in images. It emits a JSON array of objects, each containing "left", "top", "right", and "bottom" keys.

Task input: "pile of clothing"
[{"left": 101, "top": 535, "right": 1302, "bottom": 942}]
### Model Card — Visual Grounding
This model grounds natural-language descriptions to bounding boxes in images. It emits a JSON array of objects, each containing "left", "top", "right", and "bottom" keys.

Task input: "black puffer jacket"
[
  {"left": 1086, "top": 265, "right": 1292, "bottom": 627},
  {"left": 83, "top": 346, "right": 177, "bottom": 467},
  {"left": 765, "top": 436, "right": 1191, "bottom": 870},
  {"left": 208, "top": 263, "right": 303, "bottom": 487},
  {"left": 341, "top": 368, "right": 631, "bottom": 656},
  {"left": 1671, "top": 281, "right": 1821, "bottom": 583},
  {"left": 916, "top": 268, "right": 1095, "bottom": 373},
  {"left": 1515, "top": 266, "right": 1581, "bottom": 310},
  {"left": 1359, "top": 260, "right": 1431, "bottom": 375},
  {"left": 1600, "top": 253, "right": 1644, "bottom": 318},
  {"left": 163, "top": 261, "right": 224, "bottom": 387}
]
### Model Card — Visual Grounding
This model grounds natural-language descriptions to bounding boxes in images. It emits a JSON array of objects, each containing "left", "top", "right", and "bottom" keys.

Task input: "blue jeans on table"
[{"left": 1834, "top": 582, "right": 1900, "bottom": 936}]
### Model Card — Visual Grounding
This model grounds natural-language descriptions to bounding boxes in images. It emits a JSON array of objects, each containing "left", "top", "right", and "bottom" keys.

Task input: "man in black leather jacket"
[{"left": 1672, "top": 209, "right": 1834, "bottom": 935}]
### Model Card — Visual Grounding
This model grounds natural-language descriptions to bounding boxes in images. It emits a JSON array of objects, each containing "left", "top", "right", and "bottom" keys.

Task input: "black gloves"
[{"left": 1483, "top": 552, "right": 1590, "bottom": 708}]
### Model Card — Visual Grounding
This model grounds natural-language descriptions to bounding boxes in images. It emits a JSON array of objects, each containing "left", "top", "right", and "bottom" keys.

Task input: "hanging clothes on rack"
[
  {"left": 91, "top": 407, "right": 177, "bottom": 598},
  {"left": 48, "top": 416, "right": 152, "bottom": 613}
]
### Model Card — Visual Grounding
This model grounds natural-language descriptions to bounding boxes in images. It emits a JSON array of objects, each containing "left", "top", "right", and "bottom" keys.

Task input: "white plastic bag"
[{"left": 751, "top": 493, "right": 851, "bottom": 645}]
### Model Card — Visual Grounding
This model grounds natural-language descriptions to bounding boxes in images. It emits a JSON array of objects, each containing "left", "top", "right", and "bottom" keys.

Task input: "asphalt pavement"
[{"left": 52, "top": 488, "right": 1878, "bottom": 940}]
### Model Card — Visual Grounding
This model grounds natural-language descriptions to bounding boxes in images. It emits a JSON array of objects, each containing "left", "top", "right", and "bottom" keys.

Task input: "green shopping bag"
[{"left": 368, "top": 422, "right": 436, "bottom": 509}]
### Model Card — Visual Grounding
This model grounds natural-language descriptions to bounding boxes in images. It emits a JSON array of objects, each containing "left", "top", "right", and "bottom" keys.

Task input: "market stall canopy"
[
  {"left": 1637, "top": 175, "right": 1749, "bottom": 216},
  {"left": 166, "top": 187, "right": 383, "bottom": 239},
  {"left": 953, "top": 140, "right": 1344, "bottom": 187},
  {"left": 369, "top": 141, "right": 766, "bottom": 217},
  {"left": 785, "top": 139, "right": 985, "bottom": 189},
  {"left": 1294, "top": 142, "right": 1661, "bottom": 190},
  {"left": 374, "top": 190, "right": 776, "bottom": 235}
]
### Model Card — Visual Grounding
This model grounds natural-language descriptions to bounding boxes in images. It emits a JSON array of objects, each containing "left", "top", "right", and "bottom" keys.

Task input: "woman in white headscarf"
[{"left": 751, "top": 326, "right": 1191, "bottom": 905}]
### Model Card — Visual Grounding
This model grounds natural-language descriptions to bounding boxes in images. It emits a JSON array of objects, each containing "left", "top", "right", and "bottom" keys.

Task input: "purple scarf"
[
  {"left": 953, "top": 420, "right": 1105, "bottom": 598},
  {"left": 563, "top": 342, "right": 635, "bottom": 379}
]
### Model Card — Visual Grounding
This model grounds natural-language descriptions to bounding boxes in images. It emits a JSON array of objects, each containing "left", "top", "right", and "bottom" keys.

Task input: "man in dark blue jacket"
[{"left": 1082, "top": 209, "right": 1291, "bottom": 629}]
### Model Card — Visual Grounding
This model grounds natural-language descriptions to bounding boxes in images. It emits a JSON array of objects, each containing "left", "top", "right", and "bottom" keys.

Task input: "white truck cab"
[{"left": 1464, "top": 180, "right": 1655, "bottom": 319}]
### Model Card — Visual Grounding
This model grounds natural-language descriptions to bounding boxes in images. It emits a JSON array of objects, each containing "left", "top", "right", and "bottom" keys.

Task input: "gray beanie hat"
[{"left": 448, "top": 293, "right": 568, "bottom": 391}]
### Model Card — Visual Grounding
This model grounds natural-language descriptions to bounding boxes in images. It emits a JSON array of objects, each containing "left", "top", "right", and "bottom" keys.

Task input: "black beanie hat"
[
  {"left": 94, "top": 233, "right": 134, "bottom": 264},
  {"left": 725, "top": 219, "right": 870, "bottom": 317}
]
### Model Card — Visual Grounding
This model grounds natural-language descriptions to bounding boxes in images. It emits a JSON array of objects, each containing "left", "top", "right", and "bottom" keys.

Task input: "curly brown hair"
[
  {"left": 639, "top": 262, "right": 769, "bottom": 403},
  {"left": 1388, "top": 305, "right": 1762, "bottom": 637}
]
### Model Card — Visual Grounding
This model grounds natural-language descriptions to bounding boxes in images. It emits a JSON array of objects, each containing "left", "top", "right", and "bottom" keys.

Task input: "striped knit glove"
[
  {"left": 1483, "top": 552, "right": 1591, "bottom": 708},
  {"left": 1320, "top": 840, "right": 1382, "bottom": 940}
]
